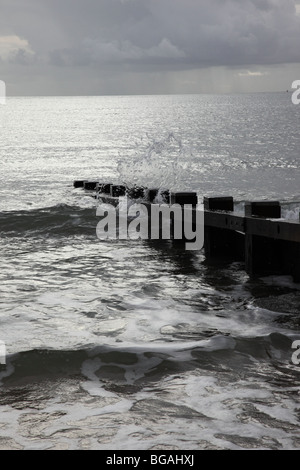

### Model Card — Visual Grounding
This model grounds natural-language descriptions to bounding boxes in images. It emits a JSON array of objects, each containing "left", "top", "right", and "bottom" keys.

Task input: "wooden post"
[
  {"left": 170, "top": 192, "right": 198, "bottom": 244},
  {"left": 145, "top": 188, "right": 170, "bottom": 204},
  {"left": 245, "top": 201, "right": 281, "bottom": 218},
  {"left": 127, "top": 186, "right": 146, "bottom": 199},
  {"left": 278, "top": 240, "right": 300, "bottom": 282},
  {"left": 83, "top": 181, "right": 99, "bottom": 191},
  {"left": 203, "top": 197, "right": 244, "bottom": 260},
  {"left": 110, "top": 185, "right": 126, "bottom": 197},
  {"left": 145, "top": 188, "right": 159, "bottom": 203},
  {"left": 98, "top": 183, "right": 112, "bottom": 195},
  {"left": 73, "top": 180, "right": 87, "bottom": 188},
  {"left": 204, "top": 196, "right": 234, "bottom": 212},
  {"left": 171, "top": 192, "right": 198, "bottom": 207},
  {"left": 245, "top": 201, "right": 282, "bottom": 276}
]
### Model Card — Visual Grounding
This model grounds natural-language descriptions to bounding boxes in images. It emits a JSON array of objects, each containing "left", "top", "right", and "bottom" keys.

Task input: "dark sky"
[{"left": 1, "top": 0, "right": 300, "bottom": 95}]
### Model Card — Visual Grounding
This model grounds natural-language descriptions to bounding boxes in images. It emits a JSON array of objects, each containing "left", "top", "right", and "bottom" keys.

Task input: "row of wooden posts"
[{"left": 74, "top": 180, "right": 300, "bottom": 282}]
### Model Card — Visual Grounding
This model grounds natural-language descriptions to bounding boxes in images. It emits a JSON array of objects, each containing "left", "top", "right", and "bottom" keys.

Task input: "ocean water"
[{"left": 0, "top": 93, "right": 300, "bottom": 450}]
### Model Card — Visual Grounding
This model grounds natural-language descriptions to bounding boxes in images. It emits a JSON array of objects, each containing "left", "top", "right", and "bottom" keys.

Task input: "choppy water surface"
[{"left": 0, "top": 94, "right": 299, "bottom": 450}]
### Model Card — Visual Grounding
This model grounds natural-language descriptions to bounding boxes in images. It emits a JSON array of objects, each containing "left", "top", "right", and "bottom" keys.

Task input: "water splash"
[
  {"left": 117, "top": 133, "right": 195, "bottom": 192},
  {"left": 281, "top": 203, "right": 300, "bottom": 221}
]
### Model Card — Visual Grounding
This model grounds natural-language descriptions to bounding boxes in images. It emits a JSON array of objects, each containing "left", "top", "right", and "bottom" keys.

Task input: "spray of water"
[{"left": 117, "top": 133, "right": 195, "bottom": 192}]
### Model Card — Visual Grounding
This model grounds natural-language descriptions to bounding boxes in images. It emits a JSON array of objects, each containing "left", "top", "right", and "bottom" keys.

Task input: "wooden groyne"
[
  {"left": 203, "top": 197, "right": 300, "bottom": 282},
  {"left": 74, "top": 180, "right": 300, "bottom": 282}
]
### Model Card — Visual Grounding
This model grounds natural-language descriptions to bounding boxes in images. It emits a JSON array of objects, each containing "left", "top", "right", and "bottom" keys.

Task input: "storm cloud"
[{"left": 1, "top": 0, "right": 300, "bottom": 94}]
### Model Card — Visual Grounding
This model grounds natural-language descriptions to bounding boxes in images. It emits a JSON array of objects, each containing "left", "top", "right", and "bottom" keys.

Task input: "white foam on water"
[
  {"left": 281, "top": 204, "right": 300, "bottom": 221},
  {"left": 260, "top": 275, "right": 300, "bottom": 290},
  {"left": 1, "top": 280, "right": 297, "bottom": 360}
]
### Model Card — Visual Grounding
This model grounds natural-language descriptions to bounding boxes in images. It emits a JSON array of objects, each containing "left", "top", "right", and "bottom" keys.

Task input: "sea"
[{"left": 0, "top": 93, "right": 299, "bottom": 450}]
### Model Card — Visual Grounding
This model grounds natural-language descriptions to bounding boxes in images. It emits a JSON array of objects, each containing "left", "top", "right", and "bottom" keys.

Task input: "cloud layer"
[{"left": 1, "top": 0, "right": 300, "bottom": 94}]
